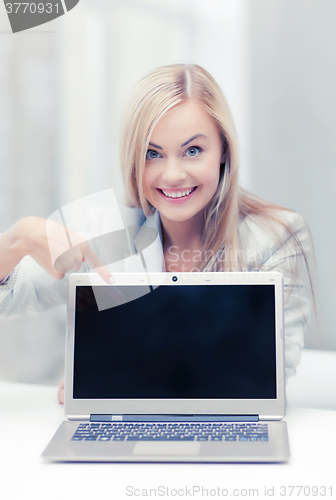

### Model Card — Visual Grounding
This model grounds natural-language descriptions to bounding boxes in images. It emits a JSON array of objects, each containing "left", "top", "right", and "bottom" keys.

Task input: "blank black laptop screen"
[{"left": 73, "top": 284, "right": 277, "bottom": 399}]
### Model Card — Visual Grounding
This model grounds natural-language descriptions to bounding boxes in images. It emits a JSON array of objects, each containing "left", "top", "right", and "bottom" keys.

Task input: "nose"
[{"left": 161, "top": 158, "right": 187, "bottom": 185}]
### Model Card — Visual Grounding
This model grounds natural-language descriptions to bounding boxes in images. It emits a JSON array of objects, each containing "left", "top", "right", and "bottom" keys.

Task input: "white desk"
[{"left": 1, "top": 349, "right": 336, "bottom": 500}]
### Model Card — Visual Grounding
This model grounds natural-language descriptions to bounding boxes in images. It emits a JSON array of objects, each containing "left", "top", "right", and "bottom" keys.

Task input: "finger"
[
  {"left": 70, "top": 260, "right": 85, "bottom": 273},
  {"left": 53, "top": 271, "right": 66, "bottom": 281},
  {"left": 49, "top": 269, "right": 65, "bottom": 280},
  {"left": 54, "top": 247, "right": 83, "bottom": 273},
  {"left": 58, "top": 388, "right": 64, "bottom": 405},
  {"left": 46, "top": 265, "right": 65, "bottom": 280},
  {"left": 58, "top": 378, "right": 64, "bottom": 404},
  {"left": 82, "top": 244, "right": 114, "bottom": 284}
]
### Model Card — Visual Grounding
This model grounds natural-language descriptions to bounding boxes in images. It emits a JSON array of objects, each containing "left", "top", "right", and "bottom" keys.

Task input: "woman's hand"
[
  {"left": 1, "top": 216, "right": 113, "bottom": 283},
  {"left": 58, "top": 377, "right": 64, "bottom": 405}
]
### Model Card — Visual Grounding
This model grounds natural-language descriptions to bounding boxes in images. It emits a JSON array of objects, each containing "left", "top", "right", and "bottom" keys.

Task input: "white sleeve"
[
  {"left": 0, "top": 254, "right": 69, "bottom": 318},
  {"left": 0, "top": 264, "right": 21, "bottom": 299},
  {"left": 258, "top": 212, "right": 314, "bottom": 380}
]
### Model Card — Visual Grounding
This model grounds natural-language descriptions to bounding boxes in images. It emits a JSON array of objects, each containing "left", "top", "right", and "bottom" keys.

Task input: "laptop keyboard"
[{"left": 71, "top": 422, "right": 269, "bottom": 442}]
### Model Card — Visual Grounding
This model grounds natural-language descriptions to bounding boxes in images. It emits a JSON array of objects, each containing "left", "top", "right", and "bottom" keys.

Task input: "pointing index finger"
[{"left": 82, "top": 242, "right": 114, "bottom": 284}]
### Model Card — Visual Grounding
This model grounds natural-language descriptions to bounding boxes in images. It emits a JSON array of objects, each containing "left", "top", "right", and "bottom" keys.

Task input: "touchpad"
[{"left": 133, "top": 442, "right": 200, "bottom": 456}]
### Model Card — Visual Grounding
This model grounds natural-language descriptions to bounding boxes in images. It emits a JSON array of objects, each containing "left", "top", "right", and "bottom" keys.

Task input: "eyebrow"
[
  {"left": 148, "top": 142, "right": 162, "bottom": 150},
  {"left": 148, "top": 134, "right": 208, "bottom": 151},
  {"left": 181, "top": 134, "right": 208, "bottom": 147}
]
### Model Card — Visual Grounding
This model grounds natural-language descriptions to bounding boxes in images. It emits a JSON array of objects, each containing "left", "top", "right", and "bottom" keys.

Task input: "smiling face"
[{"left": 143, "top": 99, "right": 224, "bottom": 224}]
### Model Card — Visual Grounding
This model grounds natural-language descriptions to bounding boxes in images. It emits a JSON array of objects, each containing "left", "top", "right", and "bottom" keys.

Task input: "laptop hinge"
[{"left": 90, "top": 414, "right": 259, "bottom": 423}]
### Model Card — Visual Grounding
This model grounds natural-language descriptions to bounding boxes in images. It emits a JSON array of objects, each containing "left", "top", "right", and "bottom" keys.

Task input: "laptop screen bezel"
[{"left": 64, "top": 272, "right": 285, "bottom": 420}]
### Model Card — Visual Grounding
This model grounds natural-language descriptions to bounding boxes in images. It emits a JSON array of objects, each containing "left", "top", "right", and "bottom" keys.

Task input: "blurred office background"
[{"left": 0, "top": 0, "right": 335, "bottom": 384}]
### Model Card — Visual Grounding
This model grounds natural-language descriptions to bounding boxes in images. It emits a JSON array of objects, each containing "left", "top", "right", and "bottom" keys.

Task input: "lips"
[{"left": 157, "top": 187, "right": 198, "bottom": 199}]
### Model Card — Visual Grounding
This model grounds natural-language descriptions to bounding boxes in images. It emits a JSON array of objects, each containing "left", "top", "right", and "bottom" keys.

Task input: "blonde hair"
[
  {"left": 121, "top": 64, "right": 242, "bottom": 270},
  {"left": 120, "top": 64, "right": 318, "bottom": 320}
]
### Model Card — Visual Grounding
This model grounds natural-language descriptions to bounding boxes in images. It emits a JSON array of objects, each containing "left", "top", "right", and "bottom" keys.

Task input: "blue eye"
[
  {"left": 185, "top": 146, "right": 202, "bottom": 157},
  {"left": 146, "top": 149, "right": 161, "bottom": 160}
]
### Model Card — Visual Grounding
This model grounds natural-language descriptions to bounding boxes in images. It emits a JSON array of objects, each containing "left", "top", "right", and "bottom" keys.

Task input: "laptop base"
[{"left": 42, "top": 420, "right": 290, "bottom": 463}]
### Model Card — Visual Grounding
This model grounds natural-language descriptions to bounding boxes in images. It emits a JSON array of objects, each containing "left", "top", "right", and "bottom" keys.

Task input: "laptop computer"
[{"left": 42, "top": 271, "right": 290, "bottom": 462}]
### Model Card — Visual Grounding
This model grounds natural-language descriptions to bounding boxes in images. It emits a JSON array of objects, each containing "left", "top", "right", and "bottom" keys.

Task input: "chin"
[
  {"left": 162, "top": 214, "right": 194, "bottom": 223},
  {"left": 156, "top": 206, "right": 203, "bottom": 223}
]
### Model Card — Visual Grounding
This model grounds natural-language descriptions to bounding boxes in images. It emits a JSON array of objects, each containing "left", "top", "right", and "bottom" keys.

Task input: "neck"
[{"left": 160, "top": 211, "right": 204, "bottom": 252}]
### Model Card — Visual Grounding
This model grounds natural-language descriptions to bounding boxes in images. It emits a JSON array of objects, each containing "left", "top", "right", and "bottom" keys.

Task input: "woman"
[{"left": 0, "top": 64, "right": 316, "bottom": 402}]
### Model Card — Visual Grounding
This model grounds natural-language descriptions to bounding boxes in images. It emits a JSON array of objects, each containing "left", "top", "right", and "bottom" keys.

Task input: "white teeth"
[{"left": 161, "top": 188, "right": 194, "bottom": 198}]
